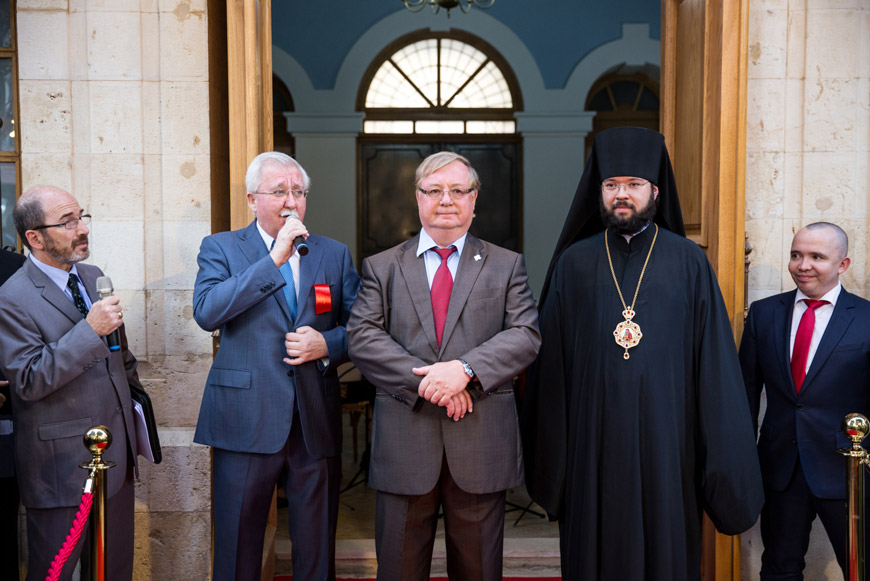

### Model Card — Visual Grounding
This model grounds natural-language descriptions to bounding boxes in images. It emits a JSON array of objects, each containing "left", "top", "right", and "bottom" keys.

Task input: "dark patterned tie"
[
  {"left": 791, "top": 299, "right": 828, "bottom": 393},
  {"left": 67, "top": 273, "right": 89, "bottom": 317},
  {"left": 430, "top": 246, "right": 456, "bottom": 348}
]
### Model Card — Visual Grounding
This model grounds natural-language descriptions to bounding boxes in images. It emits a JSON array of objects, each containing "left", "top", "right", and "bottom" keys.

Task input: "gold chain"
[{"left": 605, "top": 224, "right": 658, "bottom": 311}]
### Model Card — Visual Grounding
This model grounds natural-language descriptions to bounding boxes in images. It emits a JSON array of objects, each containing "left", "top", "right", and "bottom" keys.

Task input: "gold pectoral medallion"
[
  {"left": 613, "top": 309, "right": 642, "bottom": 360},
  {"left": 605, "top": 225, "right": 658, "bottom": 361}
]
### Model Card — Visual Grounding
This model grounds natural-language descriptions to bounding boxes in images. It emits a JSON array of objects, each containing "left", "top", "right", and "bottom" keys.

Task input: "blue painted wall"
[{"left": 273, "top": 1, "right": 660, "bottom": 91}]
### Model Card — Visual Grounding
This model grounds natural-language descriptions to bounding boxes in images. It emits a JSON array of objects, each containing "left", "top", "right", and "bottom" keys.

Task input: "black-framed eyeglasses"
[
  {"left": 255, "top": 189, "right": 308, "bottom": 200},
  {"left": 32, "top": 214, "right": 92, "bottom": 231},
  {"left": 417, "top": 188, "right": 475, "bottom": 200}
]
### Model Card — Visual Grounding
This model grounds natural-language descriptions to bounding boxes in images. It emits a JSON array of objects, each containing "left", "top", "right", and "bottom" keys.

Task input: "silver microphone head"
[{"left": 95, "top": 276, "right": 114, "bottom": 299}]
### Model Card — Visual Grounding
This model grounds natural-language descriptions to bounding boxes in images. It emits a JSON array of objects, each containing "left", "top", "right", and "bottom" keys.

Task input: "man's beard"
[
  {"left": 43, "top": 232, "right": 90, "bottom": 266},
  {"left": 600, "top": 190, "right": 658, "bottom": 235}
]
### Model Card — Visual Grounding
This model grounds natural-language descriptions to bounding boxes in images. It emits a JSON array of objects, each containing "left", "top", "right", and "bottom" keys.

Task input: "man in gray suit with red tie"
[
  {"left": 0, "top": 186, "right": 138, "bottom": 581},
  {"left": 740, "top": 222, "right": 870, "bottom": 579},
  {"left": 193, "top": 152, "right": 360, "bottom": 581},
  {"left": 347, "top": 151, "right": 541, "bottom": 581}
]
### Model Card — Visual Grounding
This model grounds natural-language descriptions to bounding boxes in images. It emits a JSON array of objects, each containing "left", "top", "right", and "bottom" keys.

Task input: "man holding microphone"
[
  {"left": 193, "top": 152, "right": 360, "bottom": 581},
  {"left": 0, "top": 186, "right": 139, "bottom": 581}
]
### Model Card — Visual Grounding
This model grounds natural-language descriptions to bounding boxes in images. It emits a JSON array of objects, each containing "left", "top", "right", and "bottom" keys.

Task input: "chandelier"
[{"left": 403, "top": 0, "right": 495, "bottom": 17}]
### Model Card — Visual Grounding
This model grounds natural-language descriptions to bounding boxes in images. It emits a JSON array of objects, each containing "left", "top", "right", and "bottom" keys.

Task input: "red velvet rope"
[{"left": 45, "top": 491, "right": 94, "bottom": 581}]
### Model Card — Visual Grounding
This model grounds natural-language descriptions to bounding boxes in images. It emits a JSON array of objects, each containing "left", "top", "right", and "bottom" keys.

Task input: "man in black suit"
[
  {"left": 0, "top": 248, "right": 25, "bottom": 579},
  {"left": 740, "top": 222, "right": 870, "bottom": 579}
]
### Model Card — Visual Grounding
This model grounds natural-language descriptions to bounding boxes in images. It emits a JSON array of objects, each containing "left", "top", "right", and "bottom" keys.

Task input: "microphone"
[
  {"left": 95, "top": 276, "right": 121, "bottom": 352},
  {"left": 286, "top": 211, "right": 309, "bottom": 256},
  {"left": 294, "top": 236, "right": 309, "bottom": 256}
]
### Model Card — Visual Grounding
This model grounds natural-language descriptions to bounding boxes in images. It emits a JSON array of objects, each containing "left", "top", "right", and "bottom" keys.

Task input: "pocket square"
[{"left": 314, "top": 284, "right": 331, "bottom": 314}]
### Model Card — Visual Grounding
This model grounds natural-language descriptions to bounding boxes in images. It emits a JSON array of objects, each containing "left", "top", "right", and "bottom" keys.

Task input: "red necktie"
[
  {"left": 791, "top": 299, "right": 829, "bottom": 393},
  {"left": 431, "top": 246, "right": 456, "bottom": 348}
]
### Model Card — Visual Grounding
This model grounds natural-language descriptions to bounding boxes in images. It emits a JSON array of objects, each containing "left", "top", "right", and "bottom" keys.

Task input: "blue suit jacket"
[
  {"left": 740, "top": 287, "right": 870, "bottom": 499},
  {"left": 192, "top": 221, "right": 360, "bottom": 458}
]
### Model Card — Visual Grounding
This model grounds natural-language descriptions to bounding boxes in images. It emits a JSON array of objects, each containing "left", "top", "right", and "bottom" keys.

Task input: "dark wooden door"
[{"left": 358, "top": 140, "right": 521, "bottom": 261}]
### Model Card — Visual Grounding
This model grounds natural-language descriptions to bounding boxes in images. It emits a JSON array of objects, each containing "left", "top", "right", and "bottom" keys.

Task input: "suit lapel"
[
  {"left": 775, "top": 290, "right": 797, "bottom": 394},
  {"left": 802, "top": 290, "right": 855, "bottom": 394},
  {"left": 295, "top": 236, "right": 323, "bottom": 323},
  {"left": 24, "top": 260, "right": 85, "bottom": 324},
  {"left": 439, "top": 235, "right": 486, "bottom": 357},
  {"left": 398, "top": 236, "right": 439, "bottom": 353},
  {"left": 240, "top": 221, "right": 293, "bottom": 324}
]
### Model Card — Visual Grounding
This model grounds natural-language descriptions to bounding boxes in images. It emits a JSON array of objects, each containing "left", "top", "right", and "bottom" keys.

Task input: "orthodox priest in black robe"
[{"left": 521, "top": 127, "right": 764, "bottom": 580}]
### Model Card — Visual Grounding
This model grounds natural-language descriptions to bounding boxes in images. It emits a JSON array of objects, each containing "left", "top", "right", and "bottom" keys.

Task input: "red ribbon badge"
[{"left": 314, "top": 284, "right": 331, "bottom": 314}]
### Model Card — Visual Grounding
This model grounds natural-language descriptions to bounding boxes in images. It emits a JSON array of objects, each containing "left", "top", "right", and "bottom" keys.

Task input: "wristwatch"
[{"left": 458, "top": 359, "right": 475, "bottom": 380}]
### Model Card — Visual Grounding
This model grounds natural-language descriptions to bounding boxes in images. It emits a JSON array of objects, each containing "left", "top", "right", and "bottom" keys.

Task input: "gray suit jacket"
[
  {"left": 0, "top": 259, "right": 139, "bottom": 509},
  {"left": 192, "top": 221, "right": 360, "bottom": 457},
  {"left": 347, "top": 233, "right": 541, "bottom": 495}
]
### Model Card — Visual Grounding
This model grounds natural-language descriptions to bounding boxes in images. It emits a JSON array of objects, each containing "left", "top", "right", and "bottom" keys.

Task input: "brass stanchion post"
[
  {"left": 839, "top": 413, "right": 870, "bottom": 581},
  {"left": 80, "top": 425, "right": 115, "bottom": 581}
]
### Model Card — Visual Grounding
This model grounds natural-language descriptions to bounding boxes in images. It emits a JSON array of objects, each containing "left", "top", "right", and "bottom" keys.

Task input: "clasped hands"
[{"left": 413, "top": 360, "right": 473, "bottom": 421}]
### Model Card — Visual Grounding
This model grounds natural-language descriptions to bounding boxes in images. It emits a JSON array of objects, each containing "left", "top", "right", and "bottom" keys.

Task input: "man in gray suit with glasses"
[
  {"left": 347, "top": 151, "right": 541, "bottom": 581},
  {"left": 0, "top": 186, "right": 138, "bottom": 581}
]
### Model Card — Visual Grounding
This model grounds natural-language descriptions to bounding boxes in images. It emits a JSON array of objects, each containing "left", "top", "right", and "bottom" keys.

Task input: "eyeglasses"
[
  {"left": 255, "top": 189, "right": 308, "bottom": 200},
  {"left": 417, "top": 188, "right": 475, "bottom": 200},
  {"left": 32, "top": 214, "right": 92, "bottom": 231},
  {"left": 601, "top": 180, "right": 650, "bottom": 194}
]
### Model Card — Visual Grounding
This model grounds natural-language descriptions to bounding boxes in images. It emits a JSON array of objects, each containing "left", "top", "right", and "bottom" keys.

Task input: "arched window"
[
  {"left": 359, "top": 32, "right": 521, "bottom": 135},
  {"left": 584, "top": 65, "right": 660, "bottom": 159},
  {"left": 357, "top": 32, "right": 523, "bottom": 259}
]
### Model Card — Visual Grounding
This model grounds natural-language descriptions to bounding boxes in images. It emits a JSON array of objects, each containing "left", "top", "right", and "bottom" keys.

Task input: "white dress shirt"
[{"left": 789, "top": 283, "right": 841, "bottom": 374}]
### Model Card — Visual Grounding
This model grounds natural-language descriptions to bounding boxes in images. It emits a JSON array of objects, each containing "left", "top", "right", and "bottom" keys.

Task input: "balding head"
[
  {"left": 14, "top": 186, "right": 90, "bottom": 270},
  {"left": 801, "top": 222, "right": 848, "bottom": 259},
  {"left": 14, "top": 186, "right": 73, "bottom": 250}
]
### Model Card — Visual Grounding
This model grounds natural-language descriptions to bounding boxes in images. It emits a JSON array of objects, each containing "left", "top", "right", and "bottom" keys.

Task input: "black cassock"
[{"left": 522, "top": 226, "right": 764, "bottom": 580}]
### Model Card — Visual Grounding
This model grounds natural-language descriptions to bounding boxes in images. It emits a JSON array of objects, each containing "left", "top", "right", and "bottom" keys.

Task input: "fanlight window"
[{"left": 363, "top": 38, "right": 515, "bottom": 134}]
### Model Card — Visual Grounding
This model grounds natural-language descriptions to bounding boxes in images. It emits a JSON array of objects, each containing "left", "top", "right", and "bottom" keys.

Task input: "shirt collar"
[
  {"left": 255, "top": 220, "right": 275, "bottom": 250},
  {"left": 416, "top": 229, "right": 467, "bottom": 258},
  {"left": 795, "top": 282, "right": 841, "bottom": 307},
  {"left": 29, "top": 253, "right": 85, "bottom": 292}
]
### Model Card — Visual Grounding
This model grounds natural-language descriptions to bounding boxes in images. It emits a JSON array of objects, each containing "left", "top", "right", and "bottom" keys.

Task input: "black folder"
[{"left": 130, "top": 383, "right": 162, "bottom": 464}]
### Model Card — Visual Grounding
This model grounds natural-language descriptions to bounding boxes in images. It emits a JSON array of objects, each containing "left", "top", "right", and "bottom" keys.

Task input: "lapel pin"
[{"left": 474, "top": 254, "right": 481, "bottom": 261}]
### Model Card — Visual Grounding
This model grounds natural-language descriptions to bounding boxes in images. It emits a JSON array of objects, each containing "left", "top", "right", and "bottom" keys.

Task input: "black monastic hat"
[{"left": 539, "top": 126, "right": 685, "bottom": 304}]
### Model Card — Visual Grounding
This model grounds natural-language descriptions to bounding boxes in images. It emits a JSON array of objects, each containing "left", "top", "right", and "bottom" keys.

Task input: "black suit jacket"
[
  {"left": 740, "top": 287, "right": 870, "bottom": 499},
  {"left": 0, "top": 250, "right": 25, "bottom": 478}
]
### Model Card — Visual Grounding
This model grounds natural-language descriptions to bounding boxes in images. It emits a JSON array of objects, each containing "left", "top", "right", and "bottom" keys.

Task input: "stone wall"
[
  {"left": 16, "top": 1, "right": 213, "bottom": 578},
  {"left": 742, "top": 1, "right": 870, "bottom": 579},
  {"left": 745, "top": 0, "right": 869, "bottom": 304}
]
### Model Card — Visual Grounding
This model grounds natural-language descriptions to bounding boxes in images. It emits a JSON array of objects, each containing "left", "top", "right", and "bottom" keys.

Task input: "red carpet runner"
[{"left": 275, "top": 578, "right": 561, "bottom": 580}]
